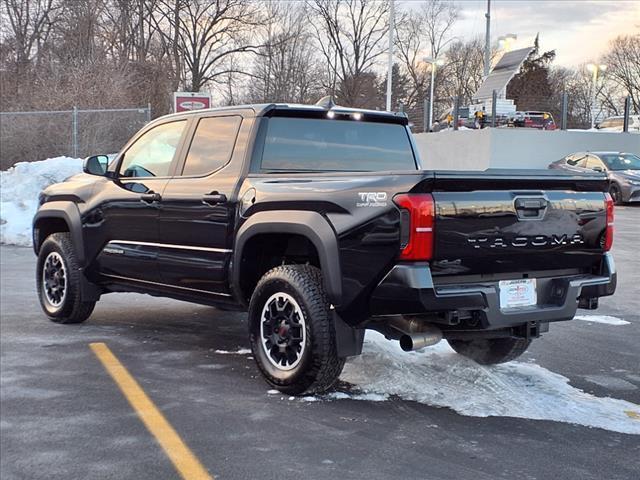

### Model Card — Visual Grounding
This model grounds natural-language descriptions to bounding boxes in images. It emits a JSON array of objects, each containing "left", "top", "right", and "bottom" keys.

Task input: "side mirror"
[
  {"left": 83, "top": 155, "right": 109, "bottom": 176},
  {"left": 592, "top": 166, "right": 603, "bottom": 172}
]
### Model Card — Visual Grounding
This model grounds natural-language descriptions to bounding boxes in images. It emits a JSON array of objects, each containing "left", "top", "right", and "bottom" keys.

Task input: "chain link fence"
[
  {"left": 0, "top": 106, "right": 151, "bottom": 169},
  {"left": 401, "top": 93, "right": 637, "bottom": 134}
]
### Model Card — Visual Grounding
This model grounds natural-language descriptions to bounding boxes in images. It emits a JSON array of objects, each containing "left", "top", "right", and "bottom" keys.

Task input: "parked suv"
[{"left": 34, "top": 103, "right": 616, "bottom": 394}]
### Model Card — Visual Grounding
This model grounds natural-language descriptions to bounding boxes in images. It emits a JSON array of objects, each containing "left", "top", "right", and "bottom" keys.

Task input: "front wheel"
[
  {"left": 609, "top": 184, "right": 623, "bottom": 205},
  {"left": 248, "top": 265, "right": 344, "bottom": 395},
  {"left": 447, "top": 337, "right": 531, "bottom": 365},
  {"left": 36, "top": 232, "right": 95, "bottom": 324}
]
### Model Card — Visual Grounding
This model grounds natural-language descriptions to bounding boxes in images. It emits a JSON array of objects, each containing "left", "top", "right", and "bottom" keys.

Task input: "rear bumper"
[{"left": 370, "top": 253, "right": 616, "bottom": 328}]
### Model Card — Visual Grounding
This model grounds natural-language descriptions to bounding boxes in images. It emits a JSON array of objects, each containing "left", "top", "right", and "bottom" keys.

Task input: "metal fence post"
[
  {"left": 491, "top": 90, "right": 497, "bottom": 128},
  {"left": 423, "top": 98, "right": 429, "bottom": 133},
  {"left": 72, "top": 106, "right": 78, "bottom": 158},
  {"left": 453, "top": 96, "right": 460, "bottom": 131},
  {"left": 623, "top": 96, "right": 631, "bottom": 133},
  {"left": 147, "top": 102, "right": 152, "bottom": 122},
  {"left": 561, "top": 92, "right": 568, "bottom": 130}
]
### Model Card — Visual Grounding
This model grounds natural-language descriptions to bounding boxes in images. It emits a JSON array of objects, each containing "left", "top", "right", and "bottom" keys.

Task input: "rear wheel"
[
  {"left": 447, "top": 337, "right": 531, "bottom": 365},
  {"left": 248, "top": 265, "right": 344, "bottom": 395},
  {"left": 609, "top": 183, "right": 623, "bottom": 205},
  {"left": 36, "top": 232, "right": 95, "bottom": 324}
]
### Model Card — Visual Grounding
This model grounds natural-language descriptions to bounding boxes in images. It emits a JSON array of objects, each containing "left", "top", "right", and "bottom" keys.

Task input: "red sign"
[{"left": 173, "top": 92, "right": 212, "bottom": 113}]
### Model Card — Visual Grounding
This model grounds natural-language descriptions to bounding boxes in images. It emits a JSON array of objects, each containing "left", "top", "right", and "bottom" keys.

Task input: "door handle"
[
  {"left": 202, "top": 192, "right": 227, "bottom": 206},
  {"left": 140, "top": 192, "right": 161, "bottom": 203}
]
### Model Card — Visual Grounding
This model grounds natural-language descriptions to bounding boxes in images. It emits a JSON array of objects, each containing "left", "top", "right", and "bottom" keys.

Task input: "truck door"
[
  {"left": 88, "top": 120, "right": 188, "bottom": 283},
  {"left": 157, "top": 115, "right": 244, "bottom": 296}
]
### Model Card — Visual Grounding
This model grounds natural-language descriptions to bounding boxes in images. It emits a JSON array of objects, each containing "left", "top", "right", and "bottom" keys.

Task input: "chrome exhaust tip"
[{"left": 399, "top": 328, "right": 443, "bottom": 352}]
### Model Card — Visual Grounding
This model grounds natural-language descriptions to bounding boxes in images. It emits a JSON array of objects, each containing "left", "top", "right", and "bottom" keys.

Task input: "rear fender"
[{"left": 233, "top": 210, "right": 342, "bottom": 306}]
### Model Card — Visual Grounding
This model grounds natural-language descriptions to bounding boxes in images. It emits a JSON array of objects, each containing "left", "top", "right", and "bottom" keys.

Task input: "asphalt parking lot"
[{"left": 1, "top": 206, "right": 639, "bottom": 480}]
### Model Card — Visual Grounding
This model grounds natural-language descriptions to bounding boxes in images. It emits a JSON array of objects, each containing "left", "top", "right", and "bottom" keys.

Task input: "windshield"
[
  {"left": 260, "top": 117, "right": 416, "bottom": 172},
  {"left": 600, "top": 153, "right": 640, "bottom": 171}
]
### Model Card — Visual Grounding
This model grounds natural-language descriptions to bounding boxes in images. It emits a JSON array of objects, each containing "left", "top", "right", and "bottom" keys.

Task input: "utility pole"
[
  {"left": 484, "top": 0, "right": 491, "bottom": 78},
  {"left": 587, "top": 63, "right": 607, "bottom": 128},
  {"left": 386, "top": 0, "right": 395, "bottom": 111}
]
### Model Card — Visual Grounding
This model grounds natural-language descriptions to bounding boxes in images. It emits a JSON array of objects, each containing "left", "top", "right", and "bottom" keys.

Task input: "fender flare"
[
  {"left": 33, "top": 201, "right": 85, "bottom": 266},
  {"left": 233, "top": 210, "right": 342, "bottom": 306}
]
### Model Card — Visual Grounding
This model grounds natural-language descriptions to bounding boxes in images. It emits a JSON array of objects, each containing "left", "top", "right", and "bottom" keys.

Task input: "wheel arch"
[
  {"left": 33, "top": 202, "right": 85, "bottom": 266},
  {"left": 233, "top": 210, "right": 342, "bottom": 307}
]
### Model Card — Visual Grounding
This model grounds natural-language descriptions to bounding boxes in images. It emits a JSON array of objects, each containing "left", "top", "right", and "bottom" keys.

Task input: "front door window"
[{"left": 119, "top": 121, "right": 186, "bottom": 178}]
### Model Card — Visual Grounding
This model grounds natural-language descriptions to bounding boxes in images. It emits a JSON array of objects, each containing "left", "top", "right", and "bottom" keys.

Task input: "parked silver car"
[{"left": 549, "top": 151, "right": 640, "bottom": 204}]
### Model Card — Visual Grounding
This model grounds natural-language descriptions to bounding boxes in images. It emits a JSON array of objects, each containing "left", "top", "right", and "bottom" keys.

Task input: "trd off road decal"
[{"left": 357, "top": 192, "right": 388, "bottom": 207}]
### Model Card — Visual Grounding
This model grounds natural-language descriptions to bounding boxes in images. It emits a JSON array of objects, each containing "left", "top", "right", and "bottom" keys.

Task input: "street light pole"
[
  {"left": 385, "top": 0, "right": 395, "bottom": 111},
  {"left": 587, "top": 63, "right": 607, "bottom": 128},
  {"left": 429, "top": 64, "right": 436, "bottom": 130},
  {"left": 484, "top": 0, "right": 491, "bottom": 78},
  {"left": 424, "top": 57, "right": 444, "bottom": 131}
]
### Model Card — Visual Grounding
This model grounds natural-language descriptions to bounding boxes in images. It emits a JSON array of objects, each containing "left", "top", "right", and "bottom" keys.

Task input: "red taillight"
[
  {"left": 393, "top": 193, "right": 435, "bottom": 261},
  {"left": 604, "top": 193, "right": 614, "bottom": 251}
]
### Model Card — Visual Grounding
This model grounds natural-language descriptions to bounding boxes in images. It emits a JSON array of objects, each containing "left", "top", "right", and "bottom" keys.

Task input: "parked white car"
[{"left": 596, "top": 115, "right": 640, "bottom": 133}]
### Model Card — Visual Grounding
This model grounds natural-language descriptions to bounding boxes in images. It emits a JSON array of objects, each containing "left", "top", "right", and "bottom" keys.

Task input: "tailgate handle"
[
  {"left": 516, "top": 198, "right": 547, "bottom": 210},
  {"left": 514, "top": 197, "right": 548, "bottom": 220}
]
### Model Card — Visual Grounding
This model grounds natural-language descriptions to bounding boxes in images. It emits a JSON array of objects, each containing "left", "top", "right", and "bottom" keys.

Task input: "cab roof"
[{"left": 159, "top": 103, "right": 409, "bottom": 125}]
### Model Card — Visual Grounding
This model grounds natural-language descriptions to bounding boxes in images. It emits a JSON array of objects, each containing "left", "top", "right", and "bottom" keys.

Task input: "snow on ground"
[
  {"left": 327, "top": 331, "right": 640, "bottom": 435},
  {"left": 214, "top": 348, "right": 252, "bottom": 355},
  {"left": 0, "top": 156, "right": 83, "bottom": 246},
  {"left": 573, "top": 315, "right": 631, "bottom": 326}
]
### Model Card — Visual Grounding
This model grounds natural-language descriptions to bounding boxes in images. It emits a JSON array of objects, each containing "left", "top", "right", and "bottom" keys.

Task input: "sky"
[{"left": 439, "top": 0, "right": 640, "bottom": 67}]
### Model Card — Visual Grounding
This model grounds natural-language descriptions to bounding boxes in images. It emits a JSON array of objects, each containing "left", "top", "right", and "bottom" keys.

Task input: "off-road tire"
[
  {"left": 36, "top": 232, "right": 95, "bottom": 324},
  {"left": 447, "top": 337, "right": 531, "bottom": 365},
  {"left": 249, "top": 265, "right": 344, "bottom": 395}
]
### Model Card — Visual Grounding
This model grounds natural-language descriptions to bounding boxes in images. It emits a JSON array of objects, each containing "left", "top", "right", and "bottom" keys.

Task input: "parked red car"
[{"left": 511, "top": 111, "right": 556, "bottom": 130}]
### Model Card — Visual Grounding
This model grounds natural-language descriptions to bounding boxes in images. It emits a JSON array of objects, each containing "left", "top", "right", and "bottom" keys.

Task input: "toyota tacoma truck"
[{"left": 33, "top": 103, "right": 617, "bottom": 394}]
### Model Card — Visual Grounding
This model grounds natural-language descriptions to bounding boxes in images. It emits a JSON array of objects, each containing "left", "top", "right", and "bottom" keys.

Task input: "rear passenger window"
[{"left": 182, "top": 116, "right": 241, "bottom": 176}]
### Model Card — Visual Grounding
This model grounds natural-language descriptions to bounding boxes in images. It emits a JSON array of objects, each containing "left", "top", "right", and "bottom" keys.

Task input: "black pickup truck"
[{"left": 33, "top": 103, "right": 616, "bottom": 394}]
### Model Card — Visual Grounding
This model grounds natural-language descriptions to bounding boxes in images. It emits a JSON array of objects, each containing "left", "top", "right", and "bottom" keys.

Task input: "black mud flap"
[{"left": 333, "top": 312, "right": 365, "bottom": 358}]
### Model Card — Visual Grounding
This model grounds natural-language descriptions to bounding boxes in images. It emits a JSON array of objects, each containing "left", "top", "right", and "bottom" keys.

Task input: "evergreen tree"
[{"left": 507, "top": 34, "right": 556, "bottom": 112}]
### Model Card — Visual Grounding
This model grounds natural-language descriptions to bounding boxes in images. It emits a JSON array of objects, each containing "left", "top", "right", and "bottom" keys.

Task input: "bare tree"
[
  {"left": 248, "top": 1, "right": 323, "bottom": 104},
  {"left": 1, "top": 0, "right": 64, "bottom": 90},
  {"left": 441, "top": 38, "right": 485, "bottom": 104},
  {"left": 153, "top": 0, "right": 262, "bottom": 92},
  {"left": 309, "top": 0, "right": 389, "bottom": 107},
  {"left": 394, "top": 0, "right": 458, "bottom": 120},
  {"left": 101, "top": 0, "right": 161, "bottom": 63},
  {"left": 602, "top": 34, "right": 640, "bottom": 111}
]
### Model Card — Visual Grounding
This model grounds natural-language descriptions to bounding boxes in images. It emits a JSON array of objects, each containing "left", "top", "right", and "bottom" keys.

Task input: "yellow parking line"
[{"left": 90, "top": 342, "right": 213, "bottom": 480}]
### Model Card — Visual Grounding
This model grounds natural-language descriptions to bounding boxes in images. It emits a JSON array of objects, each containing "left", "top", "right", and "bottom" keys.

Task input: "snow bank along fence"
[
  {"left": 414, "top": 128, "right": 640, "bottom": 171},
  {"left": 0, "top": 106, "right": 151, "bottom": 169}
]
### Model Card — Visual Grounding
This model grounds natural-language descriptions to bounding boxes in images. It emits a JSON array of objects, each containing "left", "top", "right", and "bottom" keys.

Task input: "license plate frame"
[{"left": 499, "top": 278, "right": 537, "bottom": 309}]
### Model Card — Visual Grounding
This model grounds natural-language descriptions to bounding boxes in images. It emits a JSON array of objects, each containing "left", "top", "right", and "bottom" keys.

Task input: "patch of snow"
[
  {"left": 336, "top": 331, "right": 640, "bottom": 435},
  {"left": 574, "top": 315, "right": 630, "bottom": 326},
  {"left": 214, "top": 348, "right": 251, "bottom": 355},
  {"left": 267, "top": 389, "right": 279, "bottom": 395},
  {"left": 1, "top": 156, "right": 83, "bottom": 246}
]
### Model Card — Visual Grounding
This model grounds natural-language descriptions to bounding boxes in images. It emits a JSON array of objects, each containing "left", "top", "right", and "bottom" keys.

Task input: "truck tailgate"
[{"left": 426, "top": 170, "right": 610, "bottom": 278}]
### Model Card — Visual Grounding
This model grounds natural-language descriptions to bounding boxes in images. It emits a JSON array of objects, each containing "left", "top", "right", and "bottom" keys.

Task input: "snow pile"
[
  {"left": 336, "top": 331, "right": 640, "bottom": 434},
  {"left": 574, "top": 315, "right": 631, "bottom": 326},
  {"left": 0, "top": 156, "right": 83, "bottom": 246}
]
